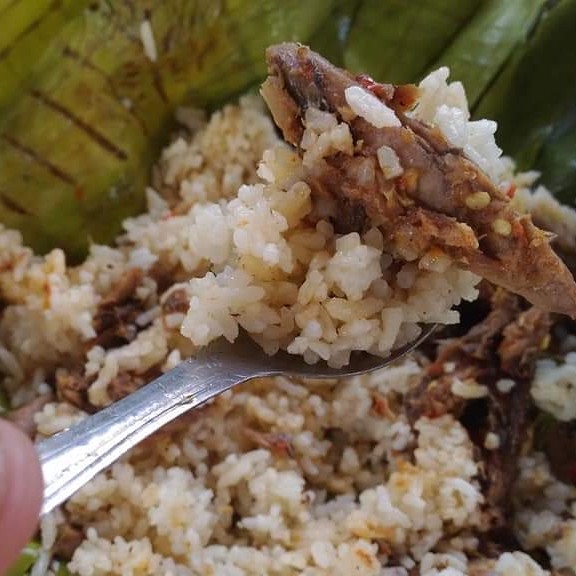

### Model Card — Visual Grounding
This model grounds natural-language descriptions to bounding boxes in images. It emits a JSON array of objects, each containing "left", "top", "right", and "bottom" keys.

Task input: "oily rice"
[{"left": 0, "top": 69, "right": 575, "bottom": 575}]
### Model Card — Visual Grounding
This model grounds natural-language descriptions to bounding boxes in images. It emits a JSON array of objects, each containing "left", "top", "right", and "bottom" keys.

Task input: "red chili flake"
[
  {"left": 74, "top": 187, "right": 85, "bottom": 201},
  {"left": 245, "top": 429, "right": 295, "bottom": 459},
  {"left": 371, "top": 392, "right": 396, "bottom": 419},
  {"left": 512, "top": 219, "right": 525, "bottom": 239},
  {"left": 355, "top": 74, "right": 394, "bottom": 101},
  {"left": 356, "top": 73, "right": 379, "bottom": 92},
  {"left": 506, "top": 183, "right": 517, "bottom": 199},
  {"left": 426, "top": 360, "right": 445, "bottom": 378}
]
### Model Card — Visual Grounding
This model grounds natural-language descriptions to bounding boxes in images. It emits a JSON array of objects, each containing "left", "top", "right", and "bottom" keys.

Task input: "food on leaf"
[{"left": 262, "top": 43, "right": 576, "bottom": 316}]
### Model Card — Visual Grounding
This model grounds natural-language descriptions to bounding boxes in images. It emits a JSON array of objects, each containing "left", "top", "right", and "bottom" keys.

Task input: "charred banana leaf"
[{"left": 0, "top": 0, "right": 334, "bottom": 260}]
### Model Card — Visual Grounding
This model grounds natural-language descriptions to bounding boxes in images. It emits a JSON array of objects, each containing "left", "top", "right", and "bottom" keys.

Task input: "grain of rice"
[
  {"left": 139, "top": 20, "right": 157, "bottom": 62},
  {"left": 496, "top": 378, "right": 516, "bottom": 393},
  {"left": 377, "top": 145, "right": 404, "bottom": 179},
  {"left": 451, "top": 378, "right": 489, "bottom": 399},
  {"left": 344, "top": 86, "right": 401, "bottom": 128}
]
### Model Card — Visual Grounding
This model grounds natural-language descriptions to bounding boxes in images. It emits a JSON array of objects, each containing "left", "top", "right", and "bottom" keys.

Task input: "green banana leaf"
[
  {"left": 0, "top": 0, "right": 575, "bottom": 261},
  {"left": 0, "top": 0, "right": 88, "bottom": 113},
  {"left": 315, "top": 0, "right": 576, "bottom": 205},
  {"left": 6, "top": 541, "right": 40, "bottom": 576},
  {"left": 343, "top": 0, "right": 484, "bottom": 85},
  {"left": 54, "top": 561, "right": 71, "bottom": 576},
  {"left": 474, "top": 0, "right": 576, "bottom": 204},
  {"left": 324, "top": 0, "right": 576, "bottom": 203},
  {"left": 0, "top": 0, "right": 335, "bottom": 261}
]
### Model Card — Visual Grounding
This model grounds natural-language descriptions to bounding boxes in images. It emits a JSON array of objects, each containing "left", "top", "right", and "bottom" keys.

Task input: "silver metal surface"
[{"left": 38, "top": 326, "right": 435, "bottom": 515}]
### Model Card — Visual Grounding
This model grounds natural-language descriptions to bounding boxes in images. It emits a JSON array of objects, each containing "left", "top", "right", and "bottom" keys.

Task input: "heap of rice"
[{"left": 0, "top": 69, "right": 575, "bottom": 575}]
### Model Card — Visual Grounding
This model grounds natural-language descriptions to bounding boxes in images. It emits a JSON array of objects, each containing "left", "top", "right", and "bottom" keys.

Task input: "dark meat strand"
[
  {"left": 540, "top": 420, "right": 576, "bottom": 486},
  {"left": 55, "top": 368, "right": 94, "bottom": 413},
  {"left": 106, "top": 364, "right": 162, "bottom": 403},
  {"left": 406, "top": 289, "right": 552, "bottom": 529},
  {"left": 91, "top": 267, "right": 146, "bottom": 349},
  {"left": 53, "top": 521, "right": 84, "bottom": 561}
]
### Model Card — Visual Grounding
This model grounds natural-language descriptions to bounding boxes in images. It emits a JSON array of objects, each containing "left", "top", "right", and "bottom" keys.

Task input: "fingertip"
[{"left": 0, "top": 419, "right": 44, "bottom": 573}]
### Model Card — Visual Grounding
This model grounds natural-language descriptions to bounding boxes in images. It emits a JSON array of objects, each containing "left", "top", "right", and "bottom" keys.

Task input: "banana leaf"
[
  {"left": 535, "top": 108, "right": 576, "bottom": 205},
  {"left": 53, "top": 561, "right": 70, "bottom": 576},
  {"left": 0, "top": 0, "right": 575, "bottom": 261},
  {"left": 342, "top": 0, "right": 484, "bottom": 84},
  {"left": 0, "top": 0, "right": 89, "bottom": 113},
  {"left": 6, "top": 541, "right": 40, "bottom": 576},
  {"left": 315, "top": 0, "right": 576, "bottom": 204},
  {"left": 475, "top": 0, "right": 576, "bottom": 204},
  {"left": 0, "top": 0, "right": 335, "bottom": 261}
]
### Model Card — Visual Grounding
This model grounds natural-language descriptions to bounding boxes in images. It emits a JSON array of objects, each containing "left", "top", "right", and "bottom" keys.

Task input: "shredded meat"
[
  {"left": 106, "top": 371, "right": 144, "bottom": 403},
  {"left": 149, "top": 260, "right": 177, "bottom": 294},
  {"left": 6, "top": 394, "right": 52, "bottom": 438},
  {"left": 106, "top": 365, "right": 162, "bottom": 403},
  {"left": 405, "top": 289, "right": 552, "bottom": 529},
  {"left": 477, "top": 379, "right": 532, "bottom": 529},
  {"left": 498, "top": 307, "right": 552, "bottom": 379},
  {"left": 92, "top": 268, "right": 145, "bottom": 349},
  {"left": 406, "top": 289, "right": 520, "bottom": 422},
  {"left": 161, "top": 287, "right": 189, "bottom": 315},
  {"left": 55, "top": 368, "right": 94, "bottom": 412},
  {"left": 56, "top": 363, "right": 164, "bottom": 411},
  {"left": 541, "top": 420, "right": 576, "bottom": 485},
  {"left": 261, "top": 43, "right": 576, "bottom": 317},
  {"left": 107, "top": 267, "right": 144, "bottom": 303},
  {"left": 53, "top": 521, "right": 84, "bottom": 561}
]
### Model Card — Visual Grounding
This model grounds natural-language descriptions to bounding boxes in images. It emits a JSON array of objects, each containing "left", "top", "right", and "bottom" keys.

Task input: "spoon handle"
[{"left": 37, "top": 356, "right": 254, "bottom": 515}]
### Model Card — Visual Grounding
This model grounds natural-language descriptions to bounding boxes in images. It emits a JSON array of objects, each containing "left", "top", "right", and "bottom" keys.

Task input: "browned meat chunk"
[
  {"left": 161, "top": 287, "right": 189, "bottom": 315},
  {"left": 106, "top": 371, "right": 143, "bottom": 403},
  {"left": 498, "top": 307, "right": 552, "bottom": 379},
  {"left": 53, "top": 521, "right": 84, "bottom": 560},
  {"left": 92, "top": 268, "right": 145, "bottom": 349},
  {"left": 55, "top": 368, "right": 93, "bottom": 412},
  {"left": 107, "top": 365, "right": 162, "bottom": 403},
  {"left": 261, "top": 43, "right": 576, "bottom": 317},
  {"left": 406, "top": 289, "right": 520, "bottom": 422},
  {"left": 406, "top": 289, "right": 552, "bottom": 529},
  {"left": 540, "top": 420, "right": 576, "bottom": 485}
]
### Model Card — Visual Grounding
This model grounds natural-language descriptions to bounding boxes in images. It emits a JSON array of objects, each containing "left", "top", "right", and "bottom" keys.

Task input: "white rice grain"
[
  {"left": 344, "top": 86, "right": 401, "bottom": 128},
  {"left": 140, "top": 20, "right": 158, "bottom": 62}
]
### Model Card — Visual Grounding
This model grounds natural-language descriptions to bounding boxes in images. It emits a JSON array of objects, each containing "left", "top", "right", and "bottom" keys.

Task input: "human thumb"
[{"left": 0, "top": 419, "right": 43, "bottom": 574}]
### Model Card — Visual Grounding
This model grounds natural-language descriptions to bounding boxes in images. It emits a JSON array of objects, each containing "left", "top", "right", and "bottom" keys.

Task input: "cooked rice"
[
  {"left": 409, "top": 67, "right": 505, "bottom": 184},
  {"left": 0, "top": 70, "right": 575, "bottom": 575},
  {"left": 531, "top": 354, "right": 576, "bottom": 422},
  {"left": 344, "top": 86, "right": 401, "bottom": 128},
  {"left": 139, "top": 20, "right": 158, "bottom": 62}
]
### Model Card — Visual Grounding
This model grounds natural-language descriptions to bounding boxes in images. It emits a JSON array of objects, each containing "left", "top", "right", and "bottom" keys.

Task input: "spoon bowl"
[{"left": 38, "top": 325, "right": 436, "bottom": 515}]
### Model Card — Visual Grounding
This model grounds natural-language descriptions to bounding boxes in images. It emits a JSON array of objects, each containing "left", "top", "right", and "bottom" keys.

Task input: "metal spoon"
[{"left": 38, "top": 326, "right": 435, "bottom": 515}]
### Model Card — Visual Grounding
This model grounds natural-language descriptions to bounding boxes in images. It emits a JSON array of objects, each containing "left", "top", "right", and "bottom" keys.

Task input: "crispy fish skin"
[{"left": 261, "top": 43, "right": 576, "bottom": 317}]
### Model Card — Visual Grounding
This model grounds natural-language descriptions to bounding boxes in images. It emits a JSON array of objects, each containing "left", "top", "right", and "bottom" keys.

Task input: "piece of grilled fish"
[{"left": 261, "top": 43, "right": 576, "bottom": 317}]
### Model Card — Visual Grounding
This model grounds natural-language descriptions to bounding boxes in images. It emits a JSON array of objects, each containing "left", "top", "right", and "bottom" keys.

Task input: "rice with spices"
[{"left": 0, "top": 71, "right": 575, "bottom": 575}]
